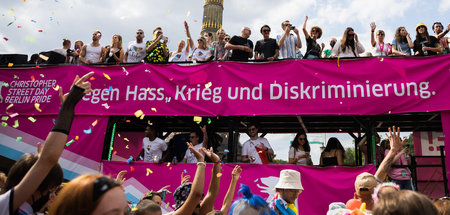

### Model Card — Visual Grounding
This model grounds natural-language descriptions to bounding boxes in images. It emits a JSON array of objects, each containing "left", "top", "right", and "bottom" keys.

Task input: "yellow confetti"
[
  {"left": 28, "top": 117, "right": 36, "bottom": 123},
  {"left": 125, "top": 145, "right": 129, "bottom": 149},
  {"left": 205, "top": 82, "right": 212, "bottom": 88},
  {"left": 243, "top": 8, "right": 246, "bottom": 11},
  {"left": 148, "top": 120, "right": 152, "bottom": 125},
  {"left": 53, "top": 85, "right": 60, "bottom": 91},
  {"left": 380, "top": 58, "right": 384, "bottom": 62},
  {"left": 103, "top": 73, "right": 111, "bottom": 80},
  {"left": 151, "top": 108, "right": 157, "bottom": 112},
  {"left": 92, "top": 120, "right": 98, "bottom": 127},
  {"left": 132, "top": 208, "right": 138, "bottom": 211},
  {"left": 134, "top": 110, "right": 144, "bottom": 118},
  {"left": 168, "top": 10, "right": 172, "bottom": 12},
  {"left": 6, "top": 104, "right": 13, "bottom": 111},
  {"left": 216, "top": 173, "right": 222, "bottom": 177},
  {"left": 8, "top": 63, "right": 13, "bottom": 67},
  {"left": 75, "top": 136, "right": 79, "bottom": 140},
  {"left": 146, "top": 168, "right": 153, "bottom": 176},
  {"left": 12, "top": 120, "right": 19, "bottom": 128},
  {"left": 258, "top": 150, "right": 263, "bottom": 153},
  {"left": 193, "top": 116, "right": 202, "bottom": 122},
  {"left": 186, "top": 10, "right": 191, "bottom": 17},
  {"left": 340, "top": 101, "right": 342, "bottom": 104},
  {"left": 110, "top": 147, "right": 113, "bottom": 151},
  {"left": 140, "top": 114, "right": 145, "bottom": 120},
  {"left": 388, "top": 111, "right": 392, "bottom": 114},
  {"left": 9, "top": 9, "right": 14, "bottom": 15},
  {"left": 124, "top": 138, "right": 130, "bottom": 142},
  {"left": 167, "top": 162, "right": 171, "bottom": 167},
  {"left": 34, "top": 103, "right": 42, "bottom": 112}
]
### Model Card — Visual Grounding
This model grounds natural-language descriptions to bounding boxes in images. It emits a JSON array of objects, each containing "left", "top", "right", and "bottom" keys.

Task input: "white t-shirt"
[
  {"left": 126, "top": 41, "right": 147, "bottom": 62},
  {"left": 184, "top": 143, "right": 203, "bottom": 163},
  {"left": 372, "top": 42, "right": 388, "bottom": 56},
  {"left": 143, "top": 137, "right": 167, "bottom": 163},
  {"left": 0, "top": 189, "right": 13, "bottom": 215},
  {"left": 190, "top": 48, "right": 210, "bottom": 61},
  {"left": 242, "top": 137, "right": 272, "bottom": 164},
  {"left": 289, "top": 147, "right": 307, "bottom": 165},
  {"left": 169, "top": 50, "right": 189, "bottom": 62}
]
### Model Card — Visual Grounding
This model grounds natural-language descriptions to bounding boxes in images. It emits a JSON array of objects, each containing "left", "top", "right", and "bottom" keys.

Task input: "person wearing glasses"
[
  {"left": 210, "top": 28, "right": 228, "bottom": 61},
  {"left": 203, "top": 32, "right": 213, "bottom": 49},
  {"left": 136, "top": 125, "right": 168, "bottom": 163},
  {"left": 432, "top": 22, "right": 450, "bottom": 54},
  {"left": 181, "top": 125, "right": 208, "bottom": 163},
  {"left": 80, "top": 30, "right": 106, "bottom": 64},
  {"left": 302, "top": 16, "right": 324, "bottom": 59},
  {"left": 370, "top": 22, "right": 389, "bottom": 56},
  {"left": 169, "top": 21, "right": 191, "bottom": 62},
  {"left": 276, "top": 20, "right": 302, "bottom": 59},
  {"left": 413, "top": 23, "right": 443, "bottom": 56},
  {"left": 125, "top": 29, "right": 146, "bottom": 63},
  {"left": 331, "top": 27, "right": 365, "bottom": 57},
  {"left": 145, "top": 27, "right": 169, "bottom": 63},
  {"left": 225, "top": 27, "right": 254, "bottom": 62},
  {"left": 241, "top": 123, "right": 274, "bottom": 164},
  {"left": 391, "top": 26, "right": 414, "bottom": 56},
  {"left": 254, "top": 25, "right": 279, "bottom": 61},
  {"left": 187, "top": 22, "right": 211, "bottom": 62},
  {"left": 288, "top": 131, "right": 312, "bottom": 165},
  {"left": 105, "top": 34, "right": 124, "bottom": 64}
]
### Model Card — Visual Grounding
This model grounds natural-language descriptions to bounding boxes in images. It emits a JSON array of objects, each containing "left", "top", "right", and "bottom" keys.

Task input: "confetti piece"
[
  {"left": 1, "top": 116, "right": 8, "bottom": 121},
  {"left": 130, "top": 166, "right": 135, "bottom": 172},
  {"left": 258, "top": 150, "right": 263, "bottom": 154},
  {"left": 153, "top": 156, "right": 157, "bottom": 161},
  {"left": 140, "top": 156, "right": 143, "bottom": 160},
  {"left": 38, "top": 30, "right": 43, "bottom": 32},
  {"left": 122, "top": 67, "right": 129, "bottom": 75},
  {"left": 16, "top": 137, "right": 22, "bottom": 141},
  {"left": 102, "top": 103, "right": 110, "bottom": 109},
  {"left": 83, "top": 126, "right": 92, "bottom": 134},
  {"left": 111, "top": 147, "right": 113, "bottom": 151},
  {"left": 168, "top": 10, "right": 172, "bottom": 12},
  {"left": 254, "top": 178, "right": 258, "bottom": 182},
  {"left": 9, "top": 113, "right": 18, "bottom": 118},
  {"left": 12, "top": 120, "right": 18, "bottom": 128},
  {"left": 169, "top": 167, "right": 173, "bottom": 170},
  {"left": 380, "top": 58, "right": 384, "bottom": 62},
  {"left": 89, "top": 76, "right": 95, "bottom": 81},
  {"left": 340, "top": 101, "right": 343, "bottom": 104},
  {"left": 34, "top": 103, "right": 42, "bottom": 112},
  {"left": 103, "top": 73, "right": 111, "bottom": 80},
  {"left": 7, "top": 63, "right": 13, "bottom": 67},
  {"left": 13, "top": 75, "right": 19, "bottom": 79},
  {"left": 127, "top": 156, "right": 133, "bottom": 164},
  {"left": 17, "top": 26, "right": 21, "bottom": 28},
  {"left": 75, "top": 136, "right": 79, "bottom": 140},
  {"left": 124, "top": 138, "right": 130, "bottom": 142},
  {"left": 186, "top": 10, "right": 191, "bottom": 17},
  {"left": 113, "top": 151, "right": 117, "bottom": 155},
  {"left": 30, "top": 75, "right": 35, "bottom": 81},
  {"left": 25, "top": 36, "right": 36, "bottom": 43},
  {"left": 3, "top": 37, "right": 8, "bottom": 41},
  {"left": 7, "top": 22, "right": 14, "bottom": 27},
  {"left": 105, "top": 86, "right": 112, "bottom": 92},
  {"left": 224, "top": 149, "right": 230, "bottom": 153},
  {"left": 144, "top": 69, "right": 150, "bottom": 73},
  {"left": 39, "top": 54, "right": 49, "bottom": 61},
  {"left": 31, "top": 19, "right": 36, "bottom": 23},
  {"left": 134, "top": 110, "right": 144, "bottom": 118},
  {"left": 148, "top": 120, "right": 152, "bottom": 125},
  {"left": 39, "top": 74, "right": 44, "bottom": 77},
  {"left": 205, "top": 82, "right": 212, "bottom": 88},
  {"left": 126, "top": 120, "right": 130, "bottom": 123},
  {"left": 184, "top": 169, "right": 187, "bottom": 173},
  {"left": 3, "top": 82, "right": 9, "bottom": 87},
  {"left": 167, "top": 162, "right": 171, "bottom": 167},
  {"left": 1, "top": 122, "right": 7, "bottom": 127},
  {"left": 65, "top": 139, "right": 74, "bottom": 146},
  {"left": 52, "top": 119, "right": 55, "bottom": 124},
  {"left": 216, "top": 173, "right": 222, "bottom": 178},
  {"left": 148, "top": 53, "right": 154, "bottom": 57},
  {"left": 146, "top": 168, "right": 153, "bottom": 176},
  {"left": 125, "top": 145, "right": 129, "bottom": 149},
  {"left": 28, "top": 117, "right": 36, "bottom": 122},
  {"left": 337, "top": 56, "right": 340, "bottom": 67},
  {"left": 193, "top": 116, "right": 202, "bottom": 122},
  {"left": 92, "top": 120, "right": 98, "bottom": 127},
  {"left": 207, "top": 118, "right": 212, "bottom": 124},
  {"left": 52, "top": 85, "right": 59, "bottom": 91},
  {"left": 165, "top": 204, "right": 169, "bottom": 209},
  {"left": 151, "top": 108, "right": 157, "bottom": 112},
  {"left": 194, "top": 20, "right": 198, "bottom": 22}
]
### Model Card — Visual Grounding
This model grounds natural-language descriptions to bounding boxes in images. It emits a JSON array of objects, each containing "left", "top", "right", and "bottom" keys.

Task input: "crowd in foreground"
[
  {"left": 0, "top": 71, "right": 448, "bottom": 215},
  {"left": 28, "top": 19, "right": 450, "bottom": 65}
]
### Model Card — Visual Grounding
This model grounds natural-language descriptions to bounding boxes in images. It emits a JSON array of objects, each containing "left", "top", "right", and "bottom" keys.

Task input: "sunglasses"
[
  {"left": 299, "top": 138, "right": 306, "bottom": 141},
  {"left": 311, "top": 29, "right": 318, "bottom": 33},
  {"left": 377, "top": 33, "right": 385, "bottom": 36},
  {"left": 224, "top": 38, "right": 230, "bottom": 41},
  {"left": 198, "top": 39, "right": 204, "bottom": 42},
  {"left": 285, "top": 24, "right": 291, "bottom": 27},
  {"left": 136, "top": 32, "right": 144, "bottom": 35},
  {"left": 359, "top": 188, "right": 370, "bottom": 192},
  {"left": 263, "top": 29, "right": 271, "bottom": 33}
]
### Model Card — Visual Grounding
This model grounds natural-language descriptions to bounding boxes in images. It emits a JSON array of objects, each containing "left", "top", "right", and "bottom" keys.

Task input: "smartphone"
[{"left": 291, "top": 26, "right": 295, "bottom": 30}]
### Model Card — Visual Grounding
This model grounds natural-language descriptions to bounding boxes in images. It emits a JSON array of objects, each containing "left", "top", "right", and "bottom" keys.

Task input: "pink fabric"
[
  {"left": 102, "top": 161, "right": 375, "bottom": 215},
  {"left": 385, "top": 149, "right": 411, "bottom": 180},
  {"left": 1, "top": 55, "right": 450, "bottom": 116}
]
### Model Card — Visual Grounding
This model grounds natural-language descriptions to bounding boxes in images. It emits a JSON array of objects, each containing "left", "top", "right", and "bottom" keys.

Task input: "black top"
[
  {"left": 304, "top": 37, "right": 321, "bottom": 58},
  {"left": 229, "top": 36, "right": 253, "bottom": 61},
  {"left": 255, "top": 38, "right": 279, "bottom": 60},
  {"left": 413, "top": 36, "right": 439, "bottom": 56},
  {"left": 322, "top": 150, "right": 338, "bottom": 166},
  {"left": 106, "top": 48, "right": 121, "bottom": 63}
]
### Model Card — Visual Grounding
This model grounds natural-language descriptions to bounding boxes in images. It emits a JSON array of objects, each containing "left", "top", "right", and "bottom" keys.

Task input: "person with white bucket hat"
[{"left": 270, "top": 169, "right": 303, "bottom": 215}]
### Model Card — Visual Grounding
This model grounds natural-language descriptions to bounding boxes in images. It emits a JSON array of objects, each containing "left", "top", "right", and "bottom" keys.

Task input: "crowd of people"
[
  {"left": 0, "top": 71, "right": 447, "bottom": 214},
  {"left": 28, "top": 20, "right": 450, "bottom": 65}
]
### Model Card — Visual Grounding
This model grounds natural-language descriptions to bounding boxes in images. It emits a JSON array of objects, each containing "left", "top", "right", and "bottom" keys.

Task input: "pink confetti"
[{"left": 3, "top": 37, "right": 8, "bottom": 41}]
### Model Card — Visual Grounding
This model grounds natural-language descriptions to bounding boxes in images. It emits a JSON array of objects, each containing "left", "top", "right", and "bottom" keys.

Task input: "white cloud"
[{"left": 439, "top": 0, "right": 450, "bottom": 13}]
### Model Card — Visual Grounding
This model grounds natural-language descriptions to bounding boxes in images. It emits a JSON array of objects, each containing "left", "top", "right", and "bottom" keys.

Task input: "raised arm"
[
  {"left": 201, "top": 125, "right": 208, "bottom": 148},
  {"left": 220, "top": 165, "right": 242, "bottom": 214},
  {"left": 175, "top": 143, "right": 206, "bottom": 215},
  {"left": 436, "top": 24, "right": 450, "bottom": 39},
  {"left": 12, "top": 72, "right": 93, "bottom": 212},
  {"left": 146, "top": 34, "right": 163, "bottom": 53},
  {"left": 185, "top": 21, "right": 194, "bottom": 51},
  {"left": 199, "top": 148, "right": 221, "bottom": 215},
  {"left": 375, "top": 126, "right": 406, "bottom": 180},
  {"left": 370, "top": 22, "right": 376, "bottom": 47},
  {"left": 302, "top": 16, "right": 310, "bottom": 39}
]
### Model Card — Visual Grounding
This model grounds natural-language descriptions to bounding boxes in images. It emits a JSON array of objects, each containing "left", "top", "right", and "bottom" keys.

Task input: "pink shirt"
[{"left": 385, "top": 149, "right": 411, "bottom": 180}]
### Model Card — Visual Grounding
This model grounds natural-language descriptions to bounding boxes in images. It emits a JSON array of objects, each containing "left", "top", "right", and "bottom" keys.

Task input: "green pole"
[{"left": 108, "top": 123, "right": 116, "bottom": 161}]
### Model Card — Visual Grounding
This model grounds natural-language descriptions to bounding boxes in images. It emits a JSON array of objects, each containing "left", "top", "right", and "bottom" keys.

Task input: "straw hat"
[{"left": 274, "top": 169, "right": 303, "bottom": 190}]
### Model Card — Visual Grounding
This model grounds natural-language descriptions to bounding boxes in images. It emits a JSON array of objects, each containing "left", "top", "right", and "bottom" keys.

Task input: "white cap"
[{"left": 275, "top": 169, "right": 303, "bottom": 190}]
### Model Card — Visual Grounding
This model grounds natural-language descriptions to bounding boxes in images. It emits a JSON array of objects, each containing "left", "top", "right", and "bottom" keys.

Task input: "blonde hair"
[{"left": 111, "top": 34, "right": 123, "bottom": 50}]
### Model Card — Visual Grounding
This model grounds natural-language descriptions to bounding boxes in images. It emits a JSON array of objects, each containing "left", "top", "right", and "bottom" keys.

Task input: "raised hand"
[
  {"left": 200, "top": 125, "right": 207, "bottom": 133},
  {"left": 231, "top": 165, "right": 242, "bottom": 180},
  {"left": 58, "top": 72, "right": 94, "bottom": 104},
  {"left": 370, "top": 22, "right": 376, "bottom": 32},
  {"left": 201, "top": 147, "right": 220, "bottom": 163},
  {"left": 385, "top": 126, "right": 407, "bottom": 153},
  {"left": 181, "top": 172, "right": 191, "bottom": 184},
  {"left": 115, "top": 170, "right": 127, "bottom": 185},
  {"left": 187, "top": 142, "right": 205, "bottom": 162}
]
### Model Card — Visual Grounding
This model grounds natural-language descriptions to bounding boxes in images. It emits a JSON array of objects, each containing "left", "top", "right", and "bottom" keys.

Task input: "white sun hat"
[{"left": 274, "top": 169, "right": 303, "bottom": 190}]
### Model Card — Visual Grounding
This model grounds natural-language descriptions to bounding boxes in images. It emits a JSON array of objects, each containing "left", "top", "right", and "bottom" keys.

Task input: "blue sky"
[{"left": 0, "top": 0, "right": 447, "bottom": 161}]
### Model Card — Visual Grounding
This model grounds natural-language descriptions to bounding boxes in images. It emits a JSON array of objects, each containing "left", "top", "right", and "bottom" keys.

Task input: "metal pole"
[{"left": 440, "top": 145, "right": 449, "bottom": 196}]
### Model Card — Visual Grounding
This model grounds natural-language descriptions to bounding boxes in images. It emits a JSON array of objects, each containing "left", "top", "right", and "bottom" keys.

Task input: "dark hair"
[
  {"left": 142, "top": 191, "right": 161, "bottom": 201},
  {"left": 291, "top": 131, "right": 310, "bottom": 152},
  {"left": 260, "top": 25, "right": 271, "bottom": 33},
  {"left": 62, "top": 39, "right": 71, "bottom": 46},
  {"left": 135, "top": 199, "right": 161, "bottom": 215},
  {"left": 373, "top": 190, "right": 438, "bottom": 215},
  {"left": 5, "top": 154, "right": 63, "bottom": 193},
  {"left": 341, "top": 27, "right": 355, "bottom": 53},
  {"left": 432, "top": 22, "right": 443, "bottom": 32},
  {"left": 416, "top": 25, "right": 430, "bottom": 42},
  {"left": 153, "top": 27, "right": 162, "bottom": 34},
  {"left": 323, "top": 137, "right": 345, "bottom": 157}
]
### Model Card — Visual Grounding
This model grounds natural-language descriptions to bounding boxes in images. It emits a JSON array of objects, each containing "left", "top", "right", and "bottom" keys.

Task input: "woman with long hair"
[
  {"left": 320, "top": 137, "right": 345, "bottom": 166},
  {"left": 289, "top": 131, "right": 313, "bottom": 165},
  {"left": 331, "top": 27, "right": 365, "bottom": 57},
  {"left": 370, "top": 22, "right": 389, "bottom": 56},
  {"left": 106, "top": 34, "right": 124, "bottom": 63},
  {"left": 413, "top": 23, "right": 443, "bottom": 56},
  {"left": 187, "top": 22, "right": 211, "bottom": 62},
  {"left": 302, "top": 16, "right": 324, "bottom": 59},
  {"left": 392, "top": 26, "right": 414, "bottom": 56}
]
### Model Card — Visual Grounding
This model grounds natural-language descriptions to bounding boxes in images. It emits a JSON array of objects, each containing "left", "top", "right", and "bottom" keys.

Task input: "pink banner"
[
  {"left": 1, "top": 55, "right": 449, "bottom": 116},
  {"left": 102, "top": 161, "right": 375, "bottom": 215}
]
